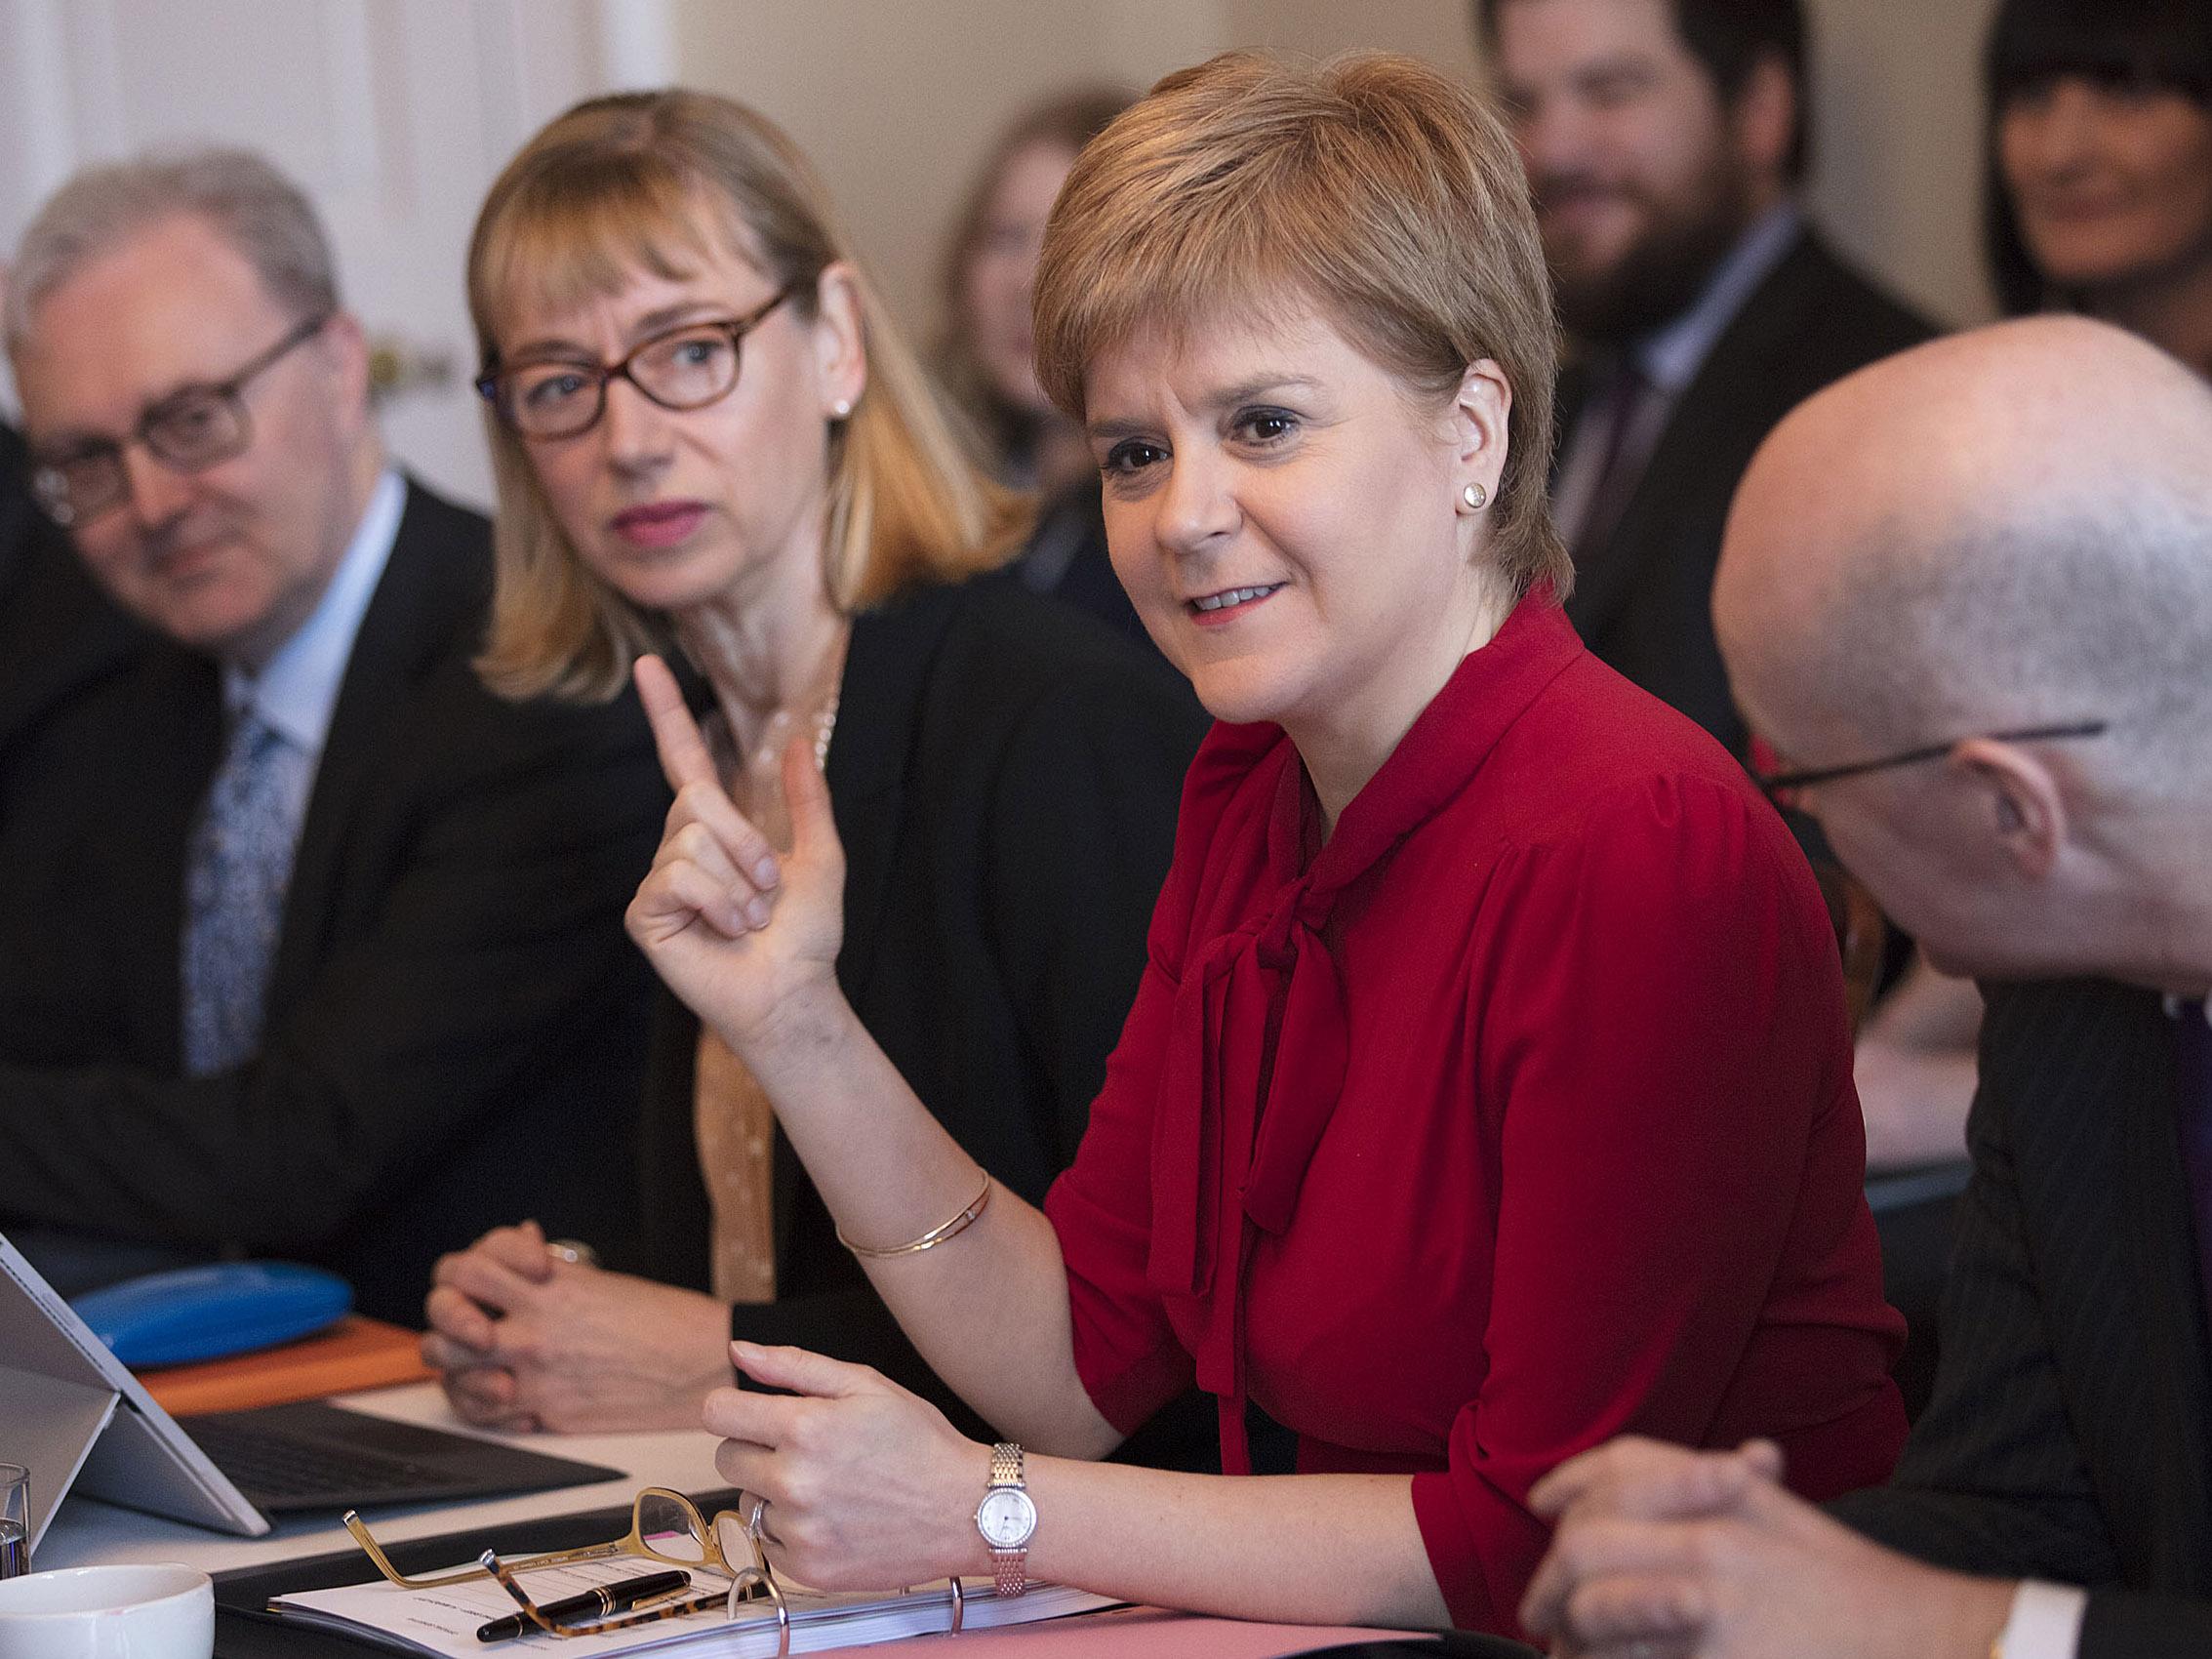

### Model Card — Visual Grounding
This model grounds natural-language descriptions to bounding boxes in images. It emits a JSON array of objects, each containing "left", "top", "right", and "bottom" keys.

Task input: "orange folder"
[{"left": 135, "top": 1315, "right": 434, "bottom": 1415}]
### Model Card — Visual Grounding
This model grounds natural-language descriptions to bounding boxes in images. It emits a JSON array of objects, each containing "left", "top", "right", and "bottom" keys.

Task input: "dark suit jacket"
[
  {"left": 0, "top": 479, "right": 665, "bottom": 1322},
  {"left": 1560, "top": 227, "right": 1934, "bottom": 754},
  {"left": 0, "top": 423, "right": 146, "bottom": 780},
  {"left": 633, "top": 575, "right": 1210, "bottom": 1457},
  {"left": 1830, "top": 979, "right": 2212, "bottom": 1658}
]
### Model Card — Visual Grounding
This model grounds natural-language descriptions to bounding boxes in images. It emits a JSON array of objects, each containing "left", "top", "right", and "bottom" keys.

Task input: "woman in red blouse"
[{"left": 623, "top": 50, "right": 1905, "bottom": 1639}]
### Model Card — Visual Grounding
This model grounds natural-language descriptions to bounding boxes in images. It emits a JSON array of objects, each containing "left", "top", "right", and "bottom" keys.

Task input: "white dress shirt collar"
[{"left": 1631, "top": 200, "right": 1804, "bottom": 397}]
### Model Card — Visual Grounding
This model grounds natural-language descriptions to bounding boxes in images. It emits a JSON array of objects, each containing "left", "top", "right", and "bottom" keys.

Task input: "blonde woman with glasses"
[{"left": 418, "top": 90, "right": 1206, "bottom": 1464}]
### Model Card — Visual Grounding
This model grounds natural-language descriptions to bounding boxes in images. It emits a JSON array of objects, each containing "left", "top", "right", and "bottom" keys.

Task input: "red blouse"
[{"left": 1044, "top": 594, "right": 1906, "bottom": 1636}]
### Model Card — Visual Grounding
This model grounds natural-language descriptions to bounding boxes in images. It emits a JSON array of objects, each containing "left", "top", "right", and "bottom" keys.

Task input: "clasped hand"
[
  {"left": 422, "top": 1220, "right": 736, "bottom": 1432},
  {"left": 708, "top": 1341, "right": 992, "bottom": 1593},
  {"left": 625, "top": 653, "right": 846, "bottom": 1054},
  {"left": 1518, "top": 1436, "right": 2015, "bottom": 1659}
]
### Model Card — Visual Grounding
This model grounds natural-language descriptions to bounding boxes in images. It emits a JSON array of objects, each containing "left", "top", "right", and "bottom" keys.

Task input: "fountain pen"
[{"left": 475, "top": 1567, "right": 692, "bottom": 1641}]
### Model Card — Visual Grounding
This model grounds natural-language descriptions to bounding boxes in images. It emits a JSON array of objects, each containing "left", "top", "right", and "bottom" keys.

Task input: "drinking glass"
[{"left": 0, "top": 1464, "right": 28, "bottom": 1579}]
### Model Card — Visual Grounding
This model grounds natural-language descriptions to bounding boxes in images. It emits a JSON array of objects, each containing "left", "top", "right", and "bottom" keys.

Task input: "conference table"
[{"left": 36, "top": 1381, "right": 1430, "bottom": 1658}]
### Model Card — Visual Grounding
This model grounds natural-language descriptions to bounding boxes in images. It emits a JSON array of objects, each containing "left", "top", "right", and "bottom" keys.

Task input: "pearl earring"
[
  {"left": 831, "top": 398, "right": 853, "bottom": 419},
  {"left": 1462, "top": 482, "right": 1488, "bottom": 511}
]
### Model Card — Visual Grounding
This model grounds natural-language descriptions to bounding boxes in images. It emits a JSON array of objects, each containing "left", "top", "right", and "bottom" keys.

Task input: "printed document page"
[{"left": 271, "top": 1553, "right": 1117, "bottom": 1656}]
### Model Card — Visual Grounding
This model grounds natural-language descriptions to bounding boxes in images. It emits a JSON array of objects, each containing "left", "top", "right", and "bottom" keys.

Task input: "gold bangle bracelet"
[{"left": 836, "top": 1170, "right": 993, "bottom": 1258}]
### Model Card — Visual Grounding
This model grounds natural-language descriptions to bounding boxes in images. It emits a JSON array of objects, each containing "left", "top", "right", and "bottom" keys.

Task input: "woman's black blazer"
[{"left": 631, "top": 573, "right": 1209, "bottom": 1452}]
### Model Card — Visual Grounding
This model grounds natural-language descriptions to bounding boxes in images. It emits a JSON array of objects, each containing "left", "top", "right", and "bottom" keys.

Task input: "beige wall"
[
  {"left": 669, "top": 0, "right": 2002, "bottom": 348},
  {"left": 1804, "top": 0, "right": 2001, "bottom": 328},
  {"left": 664, "top": 0, "right": 1219, "bottom": 341}
]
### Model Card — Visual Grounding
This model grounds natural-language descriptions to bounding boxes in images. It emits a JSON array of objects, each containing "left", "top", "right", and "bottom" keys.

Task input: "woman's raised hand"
[{"left": 625, "top": 654, "right": 846, "bottom": 1053}]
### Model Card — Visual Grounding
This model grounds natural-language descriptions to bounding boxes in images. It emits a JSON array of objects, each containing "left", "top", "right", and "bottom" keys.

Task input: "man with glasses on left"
[{"left": 0, "top": 150, "right": 664, "bottom": 1322}]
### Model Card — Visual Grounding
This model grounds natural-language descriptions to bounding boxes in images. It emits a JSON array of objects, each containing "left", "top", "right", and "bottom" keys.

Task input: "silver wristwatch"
[{"left": 973, "top": 1441, "right": 1036, "bottom": 1597}]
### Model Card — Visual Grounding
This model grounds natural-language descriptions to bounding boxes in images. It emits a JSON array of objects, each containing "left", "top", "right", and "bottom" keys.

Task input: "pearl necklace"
[{"left": 745, "top": 694, "right": 839, "bottom": 777}]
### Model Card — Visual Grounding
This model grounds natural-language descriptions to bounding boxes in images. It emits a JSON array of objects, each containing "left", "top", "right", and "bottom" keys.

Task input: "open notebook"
[{"left": 268, "top": 1552, "right": 1119, "bottom": 1656}]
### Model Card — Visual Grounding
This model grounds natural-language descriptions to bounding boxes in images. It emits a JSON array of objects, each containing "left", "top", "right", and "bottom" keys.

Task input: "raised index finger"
[{"left": 634, "top": 654, "right": 718, "bottom": 793}]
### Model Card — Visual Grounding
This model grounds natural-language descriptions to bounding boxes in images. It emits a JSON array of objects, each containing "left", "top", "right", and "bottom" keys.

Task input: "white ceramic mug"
[{"left": 0, "top": 1563, "right": 214, "bottom": 1659}]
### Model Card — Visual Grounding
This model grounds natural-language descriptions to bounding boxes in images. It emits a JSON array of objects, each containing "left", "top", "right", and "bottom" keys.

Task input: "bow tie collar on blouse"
[{"left": 1144, "top": 588, "right": 1583, "bottom": 1473}]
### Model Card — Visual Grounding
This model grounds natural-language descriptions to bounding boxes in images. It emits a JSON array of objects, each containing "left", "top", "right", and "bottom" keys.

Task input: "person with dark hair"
[
  {"left": 1985, "top": 0, "right": 2212, "bottom": 377},
  {"left": 1473, "top": 0, "right": 1934, "bottom": 755},
  {"left": 1480, "top": 2, "right": 1958, "bottom": 1370},
  {"left": 936, "top": 88, "right": 1155, "bottom": 647}
]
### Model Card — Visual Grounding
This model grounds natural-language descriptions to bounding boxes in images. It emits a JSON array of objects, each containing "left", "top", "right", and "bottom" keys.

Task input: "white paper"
[{"left": 271, "top": 1552, "right": 1119, "bottom": 1656}]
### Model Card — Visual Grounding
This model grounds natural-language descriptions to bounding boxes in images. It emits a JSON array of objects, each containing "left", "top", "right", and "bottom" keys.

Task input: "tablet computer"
[{"left": 0, "top": 1234, "right": 621, "bottom": 1549}]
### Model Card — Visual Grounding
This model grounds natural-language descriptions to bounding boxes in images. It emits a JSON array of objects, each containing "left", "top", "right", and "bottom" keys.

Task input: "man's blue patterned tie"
[{"left": 181, "top": 708, "right": 306, "bottom": 1076}]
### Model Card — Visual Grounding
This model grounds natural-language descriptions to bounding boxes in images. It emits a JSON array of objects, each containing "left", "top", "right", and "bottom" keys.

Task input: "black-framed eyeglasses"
[
  {"left": 477, "top": 286, "right": 797, "bottom": 440},
  {"left": 1753, "top": 719, "right": 2109, "bottom": 806},
  {"left": 28, "top": 310, "right": 333, "bottom": 528}
]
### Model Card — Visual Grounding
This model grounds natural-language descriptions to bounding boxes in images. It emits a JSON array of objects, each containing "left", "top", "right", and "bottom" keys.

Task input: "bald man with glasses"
[
  {"left": 1521, "top": 318, "right": 2212, "bottom": 1659},
  {"left": 0, "top": 150, "right": 664, "bottom": 1321}
]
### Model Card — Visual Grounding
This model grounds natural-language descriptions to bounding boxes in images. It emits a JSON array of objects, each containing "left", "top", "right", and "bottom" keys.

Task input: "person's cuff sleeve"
[
  {"left": 1408, "top": 1469, "right": 1520, "bottom": 1635},
  {"left": 1999, "top": 1580, "right": 2088, "bottom": 1659}
]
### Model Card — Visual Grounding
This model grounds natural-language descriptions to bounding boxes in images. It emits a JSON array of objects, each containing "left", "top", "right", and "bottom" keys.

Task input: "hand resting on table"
[{"left": 422, "top": 1219, "right": 734, "bottom": 1433}]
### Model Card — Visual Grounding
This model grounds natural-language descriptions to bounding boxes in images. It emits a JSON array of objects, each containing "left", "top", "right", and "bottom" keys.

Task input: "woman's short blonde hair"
[
  {"left": 469, "top": 90, "right": 1025, "bottom": 703},
  {"left": 1033, "top": 51, "right": 1570, "bottom": 600}
]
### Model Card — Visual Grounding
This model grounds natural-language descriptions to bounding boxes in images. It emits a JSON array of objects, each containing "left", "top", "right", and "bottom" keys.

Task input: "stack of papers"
[{"left": 269, "top": 1553, "right": 1121, "bottom": 1655}]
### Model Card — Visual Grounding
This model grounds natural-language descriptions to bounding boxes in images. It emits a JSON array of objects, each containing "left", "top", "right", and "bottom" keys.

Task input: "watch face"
[{"left": 975, "top": 1487, "right": 1037, "bottom": 1548}]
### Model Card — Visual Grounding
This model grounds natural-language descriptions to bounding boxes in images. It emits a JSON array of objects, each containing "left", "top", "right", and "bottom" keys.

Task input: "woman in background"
[
  {"left": 939, "top": 88, "right": 1130, "bottom": 495},
  {"left": 627, "top": 53, "right": 1904, "bottom": 1638},
  {"left": 938, "top": 88, "right": 1150, "bottom": 646},
  {"left": 1986, "top": 0, "right": 2212, "bottom": 371},
  {"left": 418, "top": 90, "right": 1206, "bottom": 1457}
]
